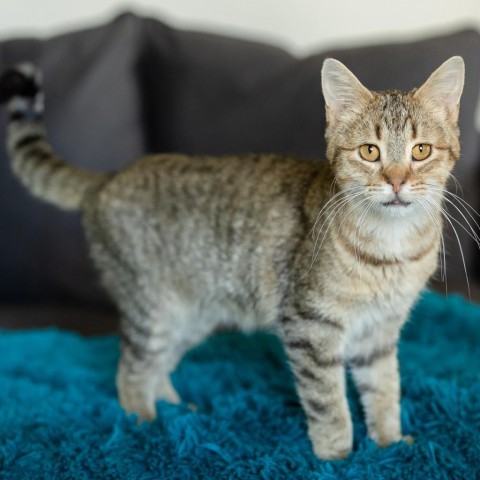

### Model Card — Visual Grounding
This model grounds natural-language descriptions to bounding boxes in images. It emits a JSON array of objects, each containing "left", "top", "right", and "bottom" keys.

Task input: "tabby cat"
[{"left": 0, "top": 56, "right": 464, "bottom": 460}]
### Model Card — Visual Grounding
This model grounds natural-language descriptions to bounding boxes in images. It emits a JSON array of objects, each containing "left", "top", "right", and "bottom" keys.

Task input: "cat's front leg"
[
  {"left": 281, "top": 308, "right": 352, "bottom": 460},
  {"left": 347, "top": 324, "right": 411, "bottom": 447}
]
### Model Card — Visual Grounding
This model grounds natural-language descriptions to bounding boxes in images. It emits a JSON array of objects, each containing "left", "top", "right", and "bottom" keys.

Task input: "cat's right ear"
[{"left": 321, "top": 59, "right": 373, "bottom": 124}]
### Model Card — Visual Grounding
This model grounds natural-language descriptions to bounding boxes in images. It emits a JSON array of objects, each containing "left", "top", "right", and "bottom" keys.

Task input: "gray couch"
[{"left": 1, "top": 13, "right": 480, "bottom": 334}]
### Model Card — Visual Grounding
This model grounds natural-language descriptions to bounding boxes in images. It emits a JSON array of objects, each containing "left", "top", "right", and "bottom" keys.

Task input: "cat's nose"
[
  {"left": 388, "top": 176, "right": 407, "bottom": 194},
  {"left": 383, "top": 166, "right": 409, "bottom": 193}
]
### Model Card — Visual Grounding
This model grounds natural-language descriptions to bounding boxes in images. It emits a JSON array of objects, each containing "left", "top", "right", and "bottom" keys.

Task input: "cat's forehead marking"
[
  {"left": 374, "top": 91, "right": 417, "bottom": 164},
  {"left": 377, "top": 91, "right": 413, "bottom": 135}
]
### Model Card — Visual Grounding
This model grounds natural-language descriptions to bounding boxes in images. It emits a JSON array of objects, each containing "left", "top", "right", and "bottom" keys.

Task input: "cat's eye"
[
  {"left": 359, "top": 144, "right": 380, "bottom": 162},
  {"left": 412, "top": 144, "right": 431, "bottom": 161}
]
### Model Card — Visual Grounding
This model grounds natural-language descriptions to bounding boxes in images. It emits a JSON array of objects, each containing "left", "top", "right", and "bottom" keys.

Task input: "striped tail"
[{"left": 0, "top": 64, "right": 107, "bottom": 210}]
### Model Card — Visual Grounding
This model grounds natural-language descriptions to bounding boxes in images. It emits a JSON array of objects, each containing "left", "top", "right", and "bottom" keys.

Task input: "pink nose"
[{"left": 389, "top": 176, "right": 406, "bottom": 194}]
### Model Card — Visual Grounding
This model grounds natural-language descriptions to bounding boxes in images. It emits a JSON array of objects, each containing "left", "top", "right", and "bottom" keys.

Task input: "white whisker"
[
  {"left": 303, "top": 194, "right": 368, "bottom": 277},
  {"left": 353, "top": 200, "right": 375, "bottom": 273},
  {"left": 418, "top": 198, "right": 447, "bottom": 288},
  {"left": 447, "top": 172, "right": 464, "bottom": 197},
  {"left": 309, "top": 192, "right": 363, "bottom": 262},
  {"left": 427, "top": 191, "right": 480, "bottom": 247},
  {"left": 307, "top": 186, "right": 359, "bottom": 239},
  {"left": 424, "top": 196, "right": 471, "bottom": 301}
]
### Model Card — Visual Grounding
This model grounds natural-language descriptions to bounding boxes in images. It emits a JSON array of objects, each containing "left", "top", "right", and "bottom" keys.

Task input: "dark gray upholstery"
[
  {"left": 1, "top": 13, "right": 479, "bottom": 324},
  {"left": 0, "top": 15, "right": 146, "bottom": 306}
]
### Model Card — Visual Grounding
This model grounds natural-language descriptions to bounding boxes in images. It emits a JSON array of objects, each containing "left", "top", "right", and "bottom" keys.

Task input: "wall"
[
  {"left": 2, "top": 0, "right": 479, "bottom": 125},
  {"left": 1, "top": 0, "right": 479, "bottom": 54}
]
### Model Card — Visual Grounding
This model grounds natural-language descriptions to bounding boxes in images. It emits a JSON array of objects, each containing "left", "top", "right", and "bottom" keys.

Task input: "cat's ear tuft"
[
  {"left": 414, "top": 56, "right": 464, "bottom": 123},
  {"left": 321, "top": 59, "right": 373, "bottom": 123}
]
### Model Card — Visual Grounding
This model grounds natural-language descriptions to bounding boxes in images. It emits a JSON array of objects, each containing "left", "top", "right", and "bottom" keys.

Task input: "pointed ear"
[
  {"left": 321, "top": 58, "right": 373, "bottom": 124},
  {"left": 414, "top": 56, "right": 465, "bottom": 123}
]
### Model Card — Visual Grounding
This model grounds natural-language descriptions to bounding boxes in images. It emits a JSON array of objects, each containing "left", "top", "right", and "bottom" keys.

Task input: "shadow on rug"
[{"left": 0, "top": 291, "right": 479, "bottom": 479}]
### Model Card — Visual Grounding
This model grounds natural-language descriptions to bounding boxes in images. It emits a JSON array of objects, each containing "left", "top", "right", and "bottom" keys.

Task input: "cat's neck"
[{"left": 332, "top": 195, "right": 441, "bottom": 263}]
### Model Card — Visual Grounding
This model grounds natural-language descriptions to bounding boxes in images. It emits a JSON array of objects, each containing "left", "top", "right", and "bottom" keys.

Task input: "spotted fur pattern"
[{"left": 0, "top": 57, "right": 464, "bottom": 460}]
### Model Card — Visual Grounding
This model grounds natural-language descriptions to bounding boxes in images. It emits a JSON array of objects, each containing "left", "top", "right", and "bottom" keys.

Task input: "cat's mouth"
[{"left": 382, "top": 199, "right": 411, "bottom": 207}]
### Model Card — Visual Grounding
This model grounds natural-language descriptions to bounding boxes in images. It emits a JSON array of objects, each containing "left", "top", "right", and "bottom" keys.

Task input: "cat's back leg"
[
  {"left": 83, "top": 202, "right": 214, "bottom": 420},
  {"left": 115, "top": 291, "right": 215, "bottom": 421}
]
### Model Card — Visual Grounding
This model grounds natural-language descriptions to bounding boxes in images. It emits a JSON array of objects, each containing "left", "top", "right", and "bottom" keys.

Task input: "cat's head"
[{"left": 321, "top": 56, "right": 464, "bottom": 218}]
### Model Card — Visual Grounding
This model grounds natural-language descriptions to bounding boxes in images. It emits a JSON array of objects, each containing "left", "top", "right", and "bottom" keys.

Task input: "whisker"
[
  {"left": 307, "top": 186, "right": 359, "bottom": 239},
  {"left": 353, "top": 200, "right": 375, "bottom": 272},
  {"left": 427, "top": 191, "right": 480, "bottom": 247},
  {"left": 309, "top": 192, "right": 363, "bottom": 262},
  {"left": 304, "top": 195, "right": 369, "bottom": 277},
  {"left": 330, "top": 177, "right": 338, "bottom": 197},
  {"left": 425, "top": 183, "right": 480, "bottom": 218},
  {"left": 424, "top": 197, "right": 471, "bottom": 301},
  {"left": 443, "top": 192, "right": 480, "bottom": 227},
  {"left": 418, "top": 198, "right": 447, "bottom": 286},
  {"left": 447, "top": 172, "right": 464, "bottom": 197}
]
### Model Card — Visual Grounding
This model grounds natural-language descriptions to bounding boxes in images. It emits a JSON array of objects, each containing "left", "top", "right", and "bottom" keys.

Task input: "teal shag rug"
[{"left": 0, "top": 291, "right": 479, "bottom": 479}]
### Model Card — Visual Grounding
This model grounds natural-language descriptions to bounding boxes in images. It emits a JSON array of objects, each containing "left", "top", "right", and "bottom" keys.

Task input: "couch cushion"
[{"left": 0, "top": 13, "right": 146, "bottom": 306}]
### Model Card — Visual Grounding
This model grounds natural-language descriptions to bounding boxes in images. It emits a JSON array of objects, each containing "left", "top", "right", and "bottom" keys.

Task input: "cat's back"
[
  {"left": 97, "top": 152, "right": 325, "bottom": 208},
  {"left": 87, "top": 152, "right": 328, "bottom": 261}
]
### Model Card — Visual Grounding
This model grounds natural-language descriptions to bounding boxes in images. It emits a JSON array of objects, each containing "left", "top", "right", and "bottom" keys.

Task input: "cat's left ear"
[{"left": 414, "top": 56, "right": 465, "bottom": 123}]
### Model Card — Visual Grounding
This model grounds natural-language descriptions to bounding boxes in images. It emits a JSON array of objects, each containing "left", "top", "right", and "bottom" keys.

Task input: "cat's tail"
[{"left": 0, "top": 64, "right": 108, "bottom": 210}]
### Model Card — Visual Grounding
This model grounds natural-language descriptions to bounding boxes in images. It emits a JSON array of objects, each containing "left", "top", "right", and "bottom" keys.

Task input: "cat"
[{"left": 0, "top": 56, "right": 464, "bottom": 460}]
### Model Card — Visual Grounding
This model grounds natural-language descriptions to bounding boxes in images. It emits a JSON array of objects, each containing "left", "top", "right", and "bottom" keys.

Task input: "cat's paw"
[
  {"left": 374, "top": 432, "right": 414, "bottom": 448},
  {"left": 117, "top": 382, "right": 157, "bottom": 423},
  {"left": 309, "top": 423, "right": 353, "bottom": 461},
  {"left": 121, "top": 399, "right": 157, "bottom": 424},
  {"left": 0, "top": 64, "right": 42, "bottom": 104},
  {"left": 313, "top": 443, "right": 351, "bottom": 461},
  {"left": 154, "top": 379, "right": 181, "bottom": 404}
]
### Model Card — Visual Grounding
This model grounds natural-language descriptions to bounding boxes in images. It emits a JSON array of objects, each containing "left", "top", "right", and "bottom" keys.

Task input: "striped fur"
[
  {"left": 2, "top": 65, "right": 107, "bottom": 210},
  {"left": 0, "top": 57, "right": 464, "bottom": 460}
]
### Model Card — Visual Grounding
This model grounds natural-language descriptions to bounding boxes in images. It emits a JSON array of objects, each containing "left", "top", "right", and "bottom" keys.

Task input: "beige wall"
[{"left": 1, "top": 0, "right": 479, "bottom": 53}]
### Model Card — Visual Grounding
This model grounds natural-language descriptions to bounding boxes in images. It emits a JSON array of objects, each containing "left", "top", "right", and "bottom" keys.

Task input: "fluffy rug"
[{"left": 0, "top": 291, "right": 479, "bottom": 479}]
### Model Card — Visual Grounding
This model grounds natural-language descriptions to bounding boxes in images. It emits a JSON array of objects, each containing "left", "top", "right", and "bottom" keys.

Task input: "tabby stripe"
[
  {"left": 14, "top": 134, "right": 44, "bottom": 151},
  {"left": 337, "top": 230, "right": 400, "bottom": 266},
  {"left": 308, "top": 313, "right": 343, "bottom": 331},
  {"left": 286, "top": 339, "right": 342, "bottom": 368},
  {"left": 296, "top": 367, "right": 318, "bottom": 381},
  {"left": 305, "top": 398, "right": 329, "bottom": 416},
  {"left": 409, "top": 241, "right": 436, "bottom": 262},
  {"left": 121, "top": 331, "right": 166, "bottom": 360},
  {"left": 355, "top": 382, "right": 378, "bottom": 394},
  {"left": 305, "top": 412, "right": 319, "bottom": 424},
  {"left": 349, "top": 344, "right": 396, "bottom": 368},
  {"left": 120, "top": 332, "right": 148, "bottom": 361},
  {"left": 283, "top": 306, "right": 345, "bottom": 331},
  {"left": 287, "top": 338, "right": 314, "bottom": 351},
  {"left": 123, "top": 321, "right": 153, "bottom": 340},
  {"left": 411, "top": 118, "right": 417, "bottom": 139}
]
